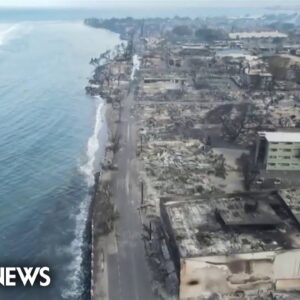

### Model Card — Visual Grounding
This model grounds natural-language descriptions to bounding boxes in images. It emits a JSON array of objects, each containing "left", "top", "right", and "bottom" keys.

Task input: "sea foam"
[
  {"left": 80, "top": 96, "right": 105, "bottom": 186},
  {"left": 0, "top": 24, "right": 31, "bottom": 46},
  {"left": 62, "top": 97, "right": 105, "bottom": 299}
]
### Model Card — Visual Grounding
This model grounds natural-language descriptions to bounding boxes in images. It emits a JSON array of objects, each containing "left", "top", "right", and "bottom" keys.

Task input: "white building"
[
  {"left": 255, "top": 131, "right": 300, "bottom": 171},
  {"left": 229, "top": 31, "right": 288, "bottom": 40}
]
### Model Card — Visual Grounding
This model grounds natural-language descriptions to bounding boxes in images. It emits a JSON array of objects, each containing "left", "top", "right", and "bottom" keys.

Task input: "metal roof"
[
  {"left": 229, "top": 31, "right": 288, "bottom": 39},
  {"left": 274, "top": 250, "right": 300, "bottom": 279},
  {"left": 259, "top": 131, "right": 300, "bottom": 143}
]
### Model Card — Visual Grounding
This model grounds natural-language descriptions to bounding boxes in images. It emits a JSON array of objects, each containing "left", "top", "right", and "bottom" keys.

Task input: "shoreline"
[
  {"left": 90, "top": 103, "right": 117, "bottom": 299},
  {"left": 84, "top": 97, "right": 111, "bottom": 300},
  {"left": 85, "top": 37, "right": 134, "bottom": 299},
  {"left": 89, "top": 101, "right": 117, "bottom": 300}
]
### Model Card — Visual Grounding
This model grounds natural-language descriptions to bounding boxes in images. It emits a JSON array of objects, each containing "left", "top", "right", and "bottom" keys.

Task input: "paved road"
[{"left": 106, "top": 81, "right": 155, "bottom": 300}]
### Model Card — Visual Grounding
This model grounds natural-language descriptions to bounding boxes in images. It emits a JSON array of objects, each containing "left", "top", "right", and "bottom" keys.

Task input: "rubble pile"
[
  {"left": 138, "top": 103, "right": 209, "bottom": 141},
  {"left": 140, "top": 140, "right": 226, "bottom": 198}
]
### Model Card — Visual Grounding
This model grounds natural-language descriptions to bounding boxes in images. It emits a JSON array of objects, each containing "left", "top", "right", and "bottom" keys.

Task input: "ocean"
[
  {"left": 0, "top": 6, "right": 297, "bottom": 300},
  {"left": 0, "top": 18, "right": 120, "bottom": 300},
  {"left": 0, "top": 6, "right": 298, "bottom": 22}
]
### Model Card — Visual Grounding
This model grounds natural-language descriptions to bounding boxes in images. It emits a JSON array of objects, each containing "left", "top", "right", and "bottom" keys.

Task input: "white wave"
[
  {"left": 62, "top": 195, "right": 90, "bottom": 300},
  {"left": 80, "top": 96, "right": 105, "bottom": 186},
  {"left": 62, "top": 97, "right": 105, "bottom": 299},
  {"left": 0, "top": 23, "right": 30, "bottom": 46}
]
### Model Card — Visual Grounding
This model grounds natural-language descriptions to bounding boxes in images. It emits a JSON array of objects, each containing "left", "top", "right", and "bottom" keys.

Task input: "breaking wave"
[
  {"left": 80, "top": 97, "right": 105, "bottom": 186},
  {"left": 0, "top": 23, "right": 31, "bottom": 46},
  {"left": 63, "top": 97, "right": 105, "bottom": 299}
]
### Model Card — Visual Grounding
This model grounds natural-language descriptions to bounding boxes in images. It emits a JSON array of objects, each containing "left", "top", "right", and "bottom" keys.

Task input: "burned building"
[
  {"left": 143, "top": 76, "right": 186, "bottom": 85},
  {"left": 243, "top": 69, "right": 273, "bottom": 90},
  {"left": 229, "top": 32, "right": 288, "bottom": 41},
  {"left": 160, "top": 191, "right": 300, "bottom": 299},
  {"left": 168, "top": 56, "right": 182, "bottom": 68},
  {"left": 180, "top": 45, "right": 212, "bottom": 57}
]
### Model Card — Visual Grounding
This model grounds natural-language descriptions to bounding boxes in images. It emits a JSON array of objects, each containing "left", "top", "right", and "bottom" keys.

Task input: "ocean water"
[
  {"left": 0, "top": 20, "right": 120, "bottom": 299},
  {"left": 0, "top": 7, "right": 298, "bottom": 22}
]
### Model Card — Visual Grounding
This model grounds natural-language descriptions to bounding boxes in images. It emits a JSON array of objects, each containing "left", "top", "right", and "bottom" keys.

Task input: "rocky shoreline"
[{"left": 85, "top": 37, "right": 135, "bottom": 299}]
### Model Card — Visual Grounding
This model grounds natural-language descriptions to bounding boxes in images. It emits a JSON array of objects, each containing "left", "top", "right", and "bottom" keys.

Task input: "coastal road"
[{"left": 106, "top": 80, "right": 155, "bottom": 300}]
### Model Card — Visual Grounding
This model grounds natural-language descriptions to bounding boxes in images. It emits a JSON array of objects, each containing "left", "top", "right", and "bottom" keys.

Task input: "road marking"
[
  {"left": 126, "top": 172, "right": 129, "bottom": 196},
  {"left": 127, "top": 123, "right": 130, "bottom": 142},
  {"left": 112, "top": 233, "right": 119, "bottom": 255}
]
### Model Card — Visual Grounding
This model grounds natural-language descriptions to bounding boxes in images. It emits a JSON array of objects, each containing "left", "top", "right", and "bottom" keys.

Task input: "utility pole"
[
  {"left": 140, "top": 134, "right": 143, "bottom": 153},
  {"left": 141, "top": 181, "right": 144, "bottom": 205},
  {"left": 149, "top": 221, "right": 152, "bottom": 240}
]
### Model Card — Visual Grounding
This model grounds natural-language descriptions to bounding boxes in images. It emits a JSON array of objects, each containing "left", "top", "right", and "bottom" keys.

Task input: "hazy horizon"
[{"left": 0, "top": 0, "right": 299, "bottom": 9}]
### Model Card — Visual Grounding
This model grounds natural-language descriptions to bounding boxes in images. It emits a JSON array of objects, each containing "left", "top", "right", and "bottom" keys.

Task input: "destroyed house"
[
  {"left": 168, "top": 56, "right": 182, "bottom": 68},
  {"left": 243, "top": 69, "right": 273, "bottom": 90},
  {"left": 278, "top": 189, "right": 300, "bottom": 226},
  {"left": 160, "top": 192, "right": 300, "bottom": 299},
  {"left": 255, "top": 131, "right": 300, "bottom": 171},
  {"left": 180, "top": 45, "right": 211, "bottom": 56},
  {"left": 229, "top": 31, "right": 288, "bottom": 40},
  {"left": 143, "top": 76, "right": 186, "bottom": 85}
]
